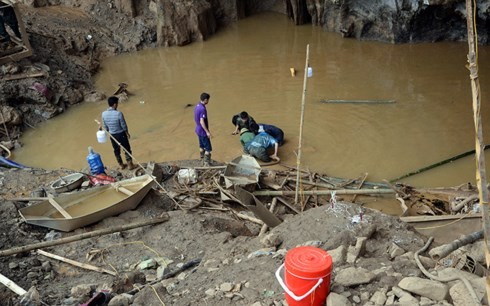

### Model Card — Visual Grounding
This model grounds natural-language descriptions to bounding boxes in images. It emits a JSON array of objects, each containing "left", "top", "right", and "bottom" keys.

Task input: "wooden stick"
[
  {"left": 288, "top": 178, "right": 333, "bottom": 190},
  {"left": 47, "top": 194, "right": 72, "bottom": 219},
  {"left": 259, "top": 197, "right": 278, "bottom": 236},
  {"left": 400, "top": 213, "right": 481, "bottom": 223},
  {"left": 320, "top": 99, "right": 395, "bottom": 104},
  {"left": 0, "top": 272, "right": 26, "bottom": 296},
  {"left": 0, "top": 110, "right": 10, "bottom": 141},
  {"left": 7, "top": 197, "right": 47, "bottom": 202},
  {"left": 276, "top": 197, "right": 300, "bottom": 214},
  {"left": 37, "top": 250, "right": 117, "bottom": 276},
  {"left": 235, "top": 212, "right": 264, "bottom": 225},
  {"left": 0, "top": 217, "right": 169, "bottom": 257},
  {"left": 351, "top": 172, "right": 368, "bottom": 202},
  {"left": 254, "top": 188, "right": 394, "bottom": 196},
  {"left": 465, "top": 1, "right": 490, "bottom": 301},
  {"left": 115, "top": 186, "right": 135, "bottom": 196},
  {"left": 295, "top": 44, "right": 310, "bottom": 205}
]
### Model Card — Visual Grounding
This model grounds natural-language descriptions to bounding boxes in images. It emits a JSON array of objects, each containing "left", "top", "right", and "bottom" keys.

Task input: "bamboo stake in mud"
[
  {"left": 37, "top": 250, "right": 117, "bottom": 276},
  {"left": 465, "top": 0, "right": 490, "bottom": 301},
  {"left": 295, "top": 44, "right": 310, "bottom": 205}
]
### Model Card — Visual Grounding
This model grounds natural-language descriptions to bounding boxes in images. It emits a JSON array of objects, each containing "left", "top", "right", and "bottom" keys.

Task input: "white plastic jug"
[{"left": 96, "top": 129, "right": 107, "bottom": 143}]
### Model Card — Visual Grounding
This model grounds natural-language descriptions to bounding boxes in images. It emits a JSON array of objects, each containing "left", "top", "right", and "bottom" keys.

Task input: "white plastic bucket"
[{"left": 96, "top": 130, "right": 107, "bottom": 143}]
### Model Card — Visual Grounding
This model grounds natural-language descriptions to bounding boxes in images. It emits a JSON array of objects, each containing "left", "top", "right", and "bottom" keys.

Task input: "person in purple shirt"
[{"left": 194, "top": 92, "right": 213, "bottom": 166}]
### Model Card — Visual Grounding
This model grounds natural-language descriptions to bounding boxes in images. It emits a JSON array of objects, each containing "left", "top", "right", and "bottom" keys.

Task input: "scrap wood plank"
[
  {"left": 0, "top": 71, "right": 46, "bottom": 81},
  {"left": 37, "top": 250, "right": 117, "bottom": 276},
  {"left": 47, "top": 194, "right": 72, "bottom": 219},
  {"left": 0, "top": 272, "right": 26, "bottom": 296}
]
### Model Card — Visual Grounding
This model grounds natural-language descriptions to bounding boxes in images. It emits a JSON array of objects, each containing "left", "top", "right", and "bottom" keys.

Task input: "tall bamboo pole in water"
[
  {"left": 465, "top": 0, "right": 490, "bottom": 300},
  {"left": 295, "top": 45, "right": 310, "bottom": 204}
]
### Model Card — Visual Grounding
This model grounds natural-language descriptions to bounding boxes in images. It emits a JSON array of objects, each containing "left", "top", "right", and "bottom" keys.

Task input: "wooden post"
[
  {"left": 295, "top": 44, "right": 310, "bottom": 205},
  {"left": 465, "top": 0, "right": 490, "bottom": 301}
]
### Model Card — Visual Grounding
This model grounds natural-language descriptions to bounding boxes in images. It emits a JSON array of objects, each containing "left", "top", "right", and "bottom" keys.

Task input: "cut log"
[{"left": 0, "top": 216, "right": 169, "bottom": 257}]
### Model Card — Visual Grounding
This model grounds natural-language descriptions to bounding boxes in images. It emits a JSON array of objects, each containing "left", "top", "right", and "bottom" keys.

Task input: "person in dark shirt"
[{"left": 232, "top": 111, "right": 257, "bottom": 135}]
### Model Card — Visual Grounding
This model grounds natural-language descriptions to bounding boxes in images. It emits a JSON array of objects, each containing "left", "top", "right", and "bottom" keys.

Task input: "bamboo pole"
[
  {"left": 320, "top": 99, "right": 395, "bottom": 104},
  {"left": 389, "top": 145, "right": 490, "bottom": 182},
  {"left": 254, "top": 188, "right": 394, "bottom": 196},
  {"left": 0, "top": 216, "right": 169, "bottom": 257},
  {"left": 465, "top": 0, "right": 490, "bottom": 301},
  {"left": 295, "top": 44, "right": 310, "bottom": 205},
  {"left": 37, "top": 250, "right": 117, "bottom": 276}
]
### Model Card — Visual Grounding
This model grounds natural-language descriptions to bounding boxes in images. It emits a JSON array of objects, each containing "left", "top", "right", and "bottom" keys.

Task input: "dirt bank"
[{"left": 0, "top": 162, "right": 487, "bottom": 305}]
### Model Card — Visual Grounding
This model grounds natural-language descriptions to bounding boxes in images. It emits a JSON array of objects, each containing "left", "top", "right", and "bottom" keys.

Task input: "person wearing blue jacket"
[
  {"left": 245, "top": 125, "right": 279, "bottom": 162},
  {"left": 259, "top": 123, "right": 284, "bottom": 146}
]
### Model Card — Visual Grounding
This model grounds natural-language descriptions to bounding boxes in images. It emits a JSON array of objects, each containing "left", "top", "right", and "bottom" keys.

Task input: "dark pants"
[
  {"left": 248, "top": 146, "right": 270, "bottom": 162},
  {"left": 0, "top": 15, "right": 9, "bottom": 42},
  {"left": 110, "top": 132, "right": 132, "bottom": 164},
  {"left": 1, "top": 7, "right": 21, "bottom": 38}
]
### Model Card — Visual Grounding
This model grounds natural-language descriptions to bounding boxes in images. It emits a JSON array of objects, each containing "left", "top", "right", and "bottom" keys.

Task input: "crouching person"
[{"left": 245, "top": 126, "right": 279, "bottom": 162}]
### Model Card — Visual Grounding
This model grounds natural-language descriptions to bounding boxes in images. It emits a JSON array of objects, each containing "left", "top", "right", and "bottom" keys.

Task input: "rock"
[
  {"left": 205, "top": 288, "right": 216, "bottom": 297},
  {"left": 219, "top": 282, "right": 233, "bottom": 292},
  {"left": 346, "top": 237, "right": 367, "bottom": 263},
  {"left": 41, "top": 261, "right": 51, "bottom": 272},
  {"left": 9, "top": 262, "right": 19, "bottom": 269},
  {"left": 326, "top": 245, "right": 346, "bottom": 266},
  {"left": 391, "top": 286, "right": 418, "bottom": 304},
  {"left": 327, "top": 292, "right": 352, "bottom": 306},
  {"left": 370, "top": 289, "right": 387, "bottom": 305},
  {"left": 334, "top": 267, "right": 376, "bottom": 287},
  {"left": 388, "top": 242, "right": 406, "bottom": 258},
  {"left": 260, "top": 233, "right": 282, "bottom": 248},
  {"left": 398, "top": 277, "right": 448, "bottom": 301},
  {"left": 108, "top": 294, "right": 131, "bottom": 306},
  {"left": 70, "top": 284, "right": 94, "bottom": 298},
  {"left": 449, "top": 277, "right": 486, "bottom": 306},
  {"left": 19, "top": 286, "right": 41, "bottom": 306},
  {"left": 84, "top": 91, "right": 106, "bottom": 103},
  {"left": 137, "top": 258, "right": 157, "bottom": 270}
]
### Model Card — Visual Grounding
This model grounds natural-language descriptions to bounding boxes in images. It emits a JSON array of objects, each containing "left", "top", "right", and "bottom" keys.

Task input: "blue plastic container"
[{"left": 87, "top": 146, "right": 105, "bottom": 175}]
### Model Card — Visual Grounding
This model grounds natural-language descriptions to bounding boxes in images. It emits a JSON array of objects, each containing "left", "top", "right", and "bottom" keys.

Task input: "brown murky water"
[{"left": 14, "top": 12, "right": 490, "bottom": 188}]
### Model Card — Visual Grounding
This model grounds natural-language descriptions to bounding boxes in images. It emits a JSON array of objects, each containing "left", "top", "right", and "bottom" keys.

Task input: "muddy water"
[{"left": 14, "top": 12, "right": 490, "bottom": 188}]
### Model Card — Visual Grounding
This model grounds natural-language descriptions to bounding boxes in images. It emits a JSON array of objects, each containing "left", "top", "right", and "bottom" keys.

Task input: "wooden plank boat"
[
  {"left": 19, "top": 175, "right": 154, "bottom": 232},
  {"left": 223, "top": 155, "right": 261, "bottom": 188}
]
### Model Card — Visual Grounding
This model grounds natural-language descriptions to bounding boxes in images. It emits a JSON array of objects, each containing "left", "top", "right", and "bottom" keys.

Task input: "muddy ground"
[{"left": 0, "top": 162, "right": 487, "bottom": 306}]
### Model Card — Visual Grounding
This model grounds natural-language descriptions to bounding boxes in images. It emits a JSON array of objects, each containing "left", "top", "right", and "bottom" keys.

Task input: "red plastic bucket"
[{"left": 276, "top": 246, "right": 332, "bottom": 306}]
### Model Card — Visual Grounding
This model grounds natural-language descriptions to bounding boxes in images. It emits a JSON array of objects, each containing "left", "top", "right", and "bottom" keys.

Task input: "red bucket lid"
[{"left": 285, "top": 246, "right": 332, "bottom": 278}]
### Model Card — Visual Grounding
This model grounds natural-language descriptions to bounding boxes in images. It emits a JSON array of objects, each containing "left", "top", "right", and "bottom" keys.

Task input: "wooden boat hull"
[{"left": 19, "top": 175, "right": 154, "bottom": 232}]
